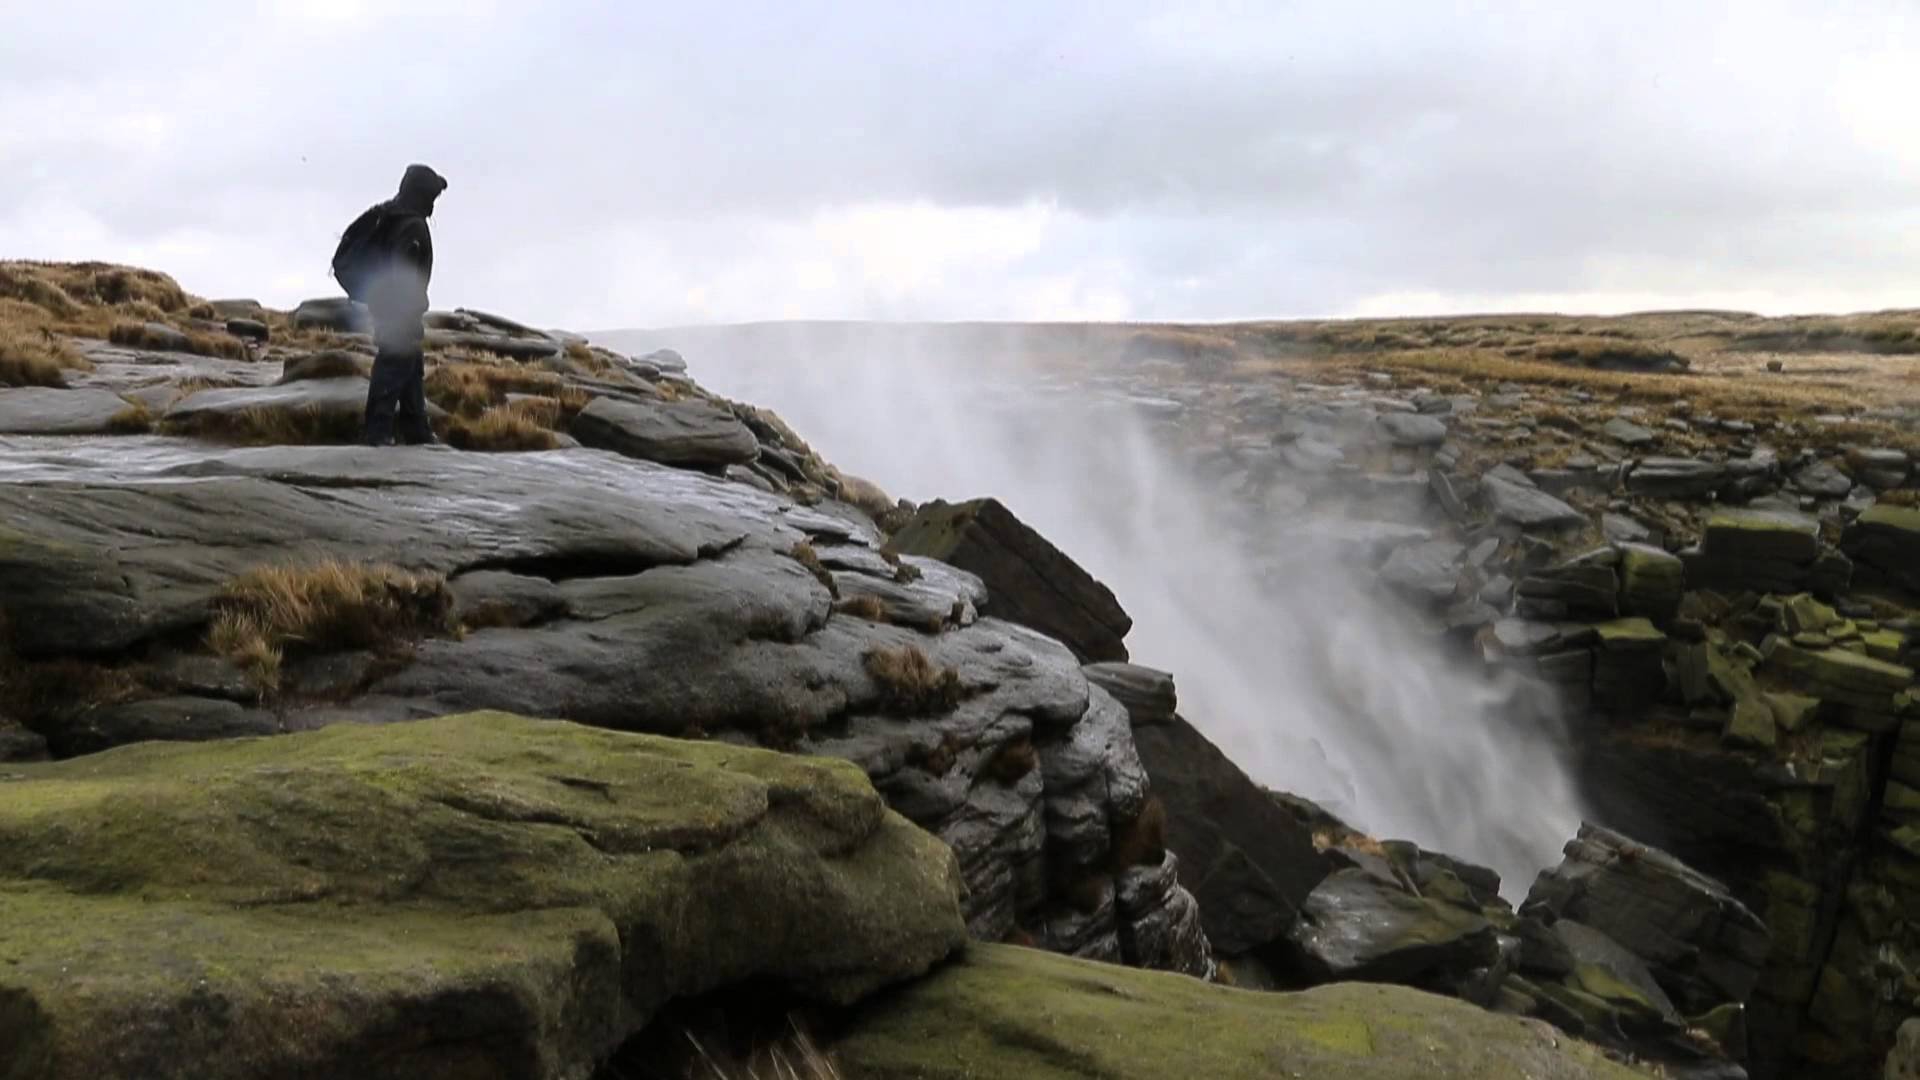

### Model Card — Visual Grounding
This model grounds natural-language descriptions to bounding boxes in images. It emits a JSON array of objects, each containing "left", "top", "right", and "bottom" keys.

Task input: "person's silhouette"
[{"left": 333, "top": 164, "right": 448, "bottom": 446}]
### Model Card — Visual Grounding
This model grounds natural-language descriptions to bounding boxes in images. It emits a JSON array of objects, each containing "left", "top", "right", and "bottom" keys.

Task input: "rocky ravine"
[{"left": 0, "top": 264, "right": 1911, "bottom": 1078}]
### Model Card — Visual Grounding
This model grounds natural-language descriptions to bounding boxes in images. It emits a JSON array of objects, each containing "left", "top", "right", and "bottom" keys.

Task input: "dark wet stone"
[
  {"left": 0, "top": 388, "right": 133, "bottom": 435},
  {"left": 570, "top": 396, "right": 760, "bottom": 470}
]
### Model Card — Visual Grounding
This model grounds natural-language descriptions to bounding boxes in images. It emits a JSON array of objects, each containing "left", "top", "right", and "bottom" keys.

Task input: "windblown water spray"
[{"left": 622, "top": 324, "right": 1585, "bottom": 894}]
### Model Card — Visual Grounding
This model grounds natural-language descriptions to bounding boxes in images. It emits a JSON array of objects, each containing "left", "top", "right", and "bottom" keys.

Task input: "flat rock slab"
[
  {"left": 167, "top": 376, "right": 372, "bottom": 422},
  {"left": 47, "top": 695, "right": 279, "bottom": 757},
  {"left": 570, "top": 395, "right": 759, "bottom": 469},
  {"left": 1484, "top": 475, "right": 1585, "bottom": 530},
  {"left": 1703, "top": 508, "right": 1821, "bottom": 563},
  {"left": 1524, "top": 823, "right": 1768, "bottom": 1015},
  {"left": 1603, "top": 417, "right": 1656, "bottom": 447},
  {"left": 1083, "top": 662, "right": 1177, "bottom": 726},
  {"left": 0, "top": 443, "right": 782, "bottom": 655},
  {"left": 0, "top": 388, "right": 132, "bottom": 435},
  {"left": 1378, "top": 412, "right": 1448, "bottom": 447},
  {"left": 0, "top": 712, "right": 966, "bottom": 1080},
  {"left": 1791, "top": 461, "right": 1854, "bottom": 498},
  {"left": 888, "top": 497, "right": 1132, "bottom": 663},
  {"left": 1626, "top": 457, "right": 1727, "bottom": 499},
  {"left": 1131, "top": 714, "right": 1326, "bottom": 954},
  {"left": 1379, "top": 540, "right": 1466, "bottom": 603},
  {"left": 833, "top": 943, "right": 1647, "bottom": 1080},
  {"left": 1287, "top": 867, "right": 1499, "bottom": 985},
  {"left": 425, "top": 328, "right": 562, "bottom": 360}
]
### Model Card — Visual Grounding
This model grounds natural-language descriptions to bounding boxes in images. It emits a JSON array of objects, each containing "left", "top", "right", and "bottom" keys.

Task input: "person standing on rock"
[{"left": 331, "top": 164, "right": 448, "bottom": 446}]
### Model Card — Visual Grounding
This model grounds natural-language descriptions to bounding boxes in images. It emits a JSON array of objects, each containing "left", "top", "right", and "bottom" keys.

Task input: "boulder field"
[{"left": 1, "top": 265, "right": 1917, "bottom": 1077}]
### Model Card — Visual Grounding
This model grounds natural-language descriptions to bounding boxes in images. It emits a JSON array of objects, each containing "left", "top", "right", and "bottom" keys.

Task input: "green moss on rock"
[
  {"left": 0, "top": 712, "right": 967, "bottom": 1080},
  {"left": 832, "top": 943, "right": 1647, "bottom": 1080}
]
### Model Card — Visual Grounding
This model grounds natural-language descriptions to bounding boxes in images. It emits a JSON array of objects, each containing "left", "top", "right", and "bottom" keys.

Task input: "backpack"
[{"left": 330, "top": 206, "right": 392, "bottom": 302}]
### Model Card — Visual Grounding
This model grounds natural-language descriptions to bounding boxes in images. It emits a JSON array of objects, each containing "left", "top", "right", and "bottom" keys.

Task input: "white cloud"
[{"left": 5, "top": 2, "right": 1920, "bottom": 327}]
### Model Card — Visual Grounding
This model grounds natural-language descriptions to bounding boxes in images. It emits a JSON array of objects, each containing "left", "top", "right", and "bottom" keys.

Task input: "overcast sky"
[{"left": 5, "top": 1, "right": 1919, "bottom": 329}]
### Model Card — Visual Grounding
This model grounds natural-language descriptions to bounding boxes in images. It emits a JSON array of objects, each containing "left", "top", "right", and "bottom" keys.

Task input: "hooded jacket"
[{"left": 361, "top": 164, "right": 447, "bottom": 349}]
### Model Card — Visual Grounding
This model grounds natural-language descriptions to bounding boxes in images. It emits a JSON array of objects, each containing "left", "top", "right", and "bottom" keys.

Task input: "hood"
[{"left": 394, "top": 164, "right": 448, "bottom": 215}]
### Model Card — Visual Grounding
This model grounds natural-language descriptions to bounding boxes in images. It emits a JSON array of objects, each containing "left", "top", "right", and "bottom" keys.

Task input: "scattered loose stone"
[{"left": 1603, "top": 417, "right": 1655, "bottom": 447}]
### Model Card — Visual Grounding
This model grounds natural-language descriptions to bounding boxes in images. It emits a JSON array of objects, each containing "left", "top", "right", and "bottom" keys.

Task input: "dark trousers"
[{"left": 364, "top": 347, "right": 431, "bottom": 445}]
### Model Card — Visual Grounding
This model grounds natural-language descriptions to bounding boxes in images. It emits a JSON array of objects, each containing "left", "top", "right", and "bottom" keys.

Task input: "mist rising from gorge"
[{"left": 605, "top": 321, "right": 1585, "bottom": 894}]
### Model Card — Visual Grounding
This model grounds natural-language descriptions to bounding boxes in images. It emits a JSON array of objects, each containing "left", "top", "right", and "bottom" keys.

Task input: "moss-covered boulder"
[
  {"left": 0, "top": 712, "right": 967, "bottom": 1080},
  {"left": 832, "top": 943, "right": 1647, "bottom": 1079}
]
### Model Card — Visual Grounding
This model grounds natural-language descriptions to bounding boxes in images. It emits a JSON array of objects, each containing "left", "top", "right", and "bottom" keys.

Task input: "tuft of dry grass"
[
  {"left": 106, "top": 399, "right": 154, "bottom": 434},
  {"left": 1311, "top": 826, "right": 1389, "bottom": 858},
  {"left": 1527, "top": 338, "right": 1688, "bottom": 371},
  {"left": 445, "top": 405, "right": 562, "bottom": 452},
  {"left": 609, "top": 1011, "right": 841, "bottom": 1080},
  {"left": 862, "top": 644, "right": 963, "bottom": 716},
  {"left": 1109, "top": 796, "right": 1167, "bottom": 869},
  {"left": 162, "top": 404, "right": 364, "bottom": 447},
  {"left": 787, "top": 542, "right": 840, "bottom": 599},
  {"left": 0, "top": 325, "right": 88, "bottom": 387},
  {"left": 834, "top": 594, "right": 889, "bottom": 623},
  {"left": 0, "top": 262, "right": 191, "bottom": 323},
  {"left": 564, "top": 339, "right": 616, "bottom": 374},
  {"left": 680, "top": 1024, "right": 840, "bottom": 1080},
  {"left": 425, "top": 359, "right": 570, "bottom": 417},
  {"left": 109, "top": 319, "right": 248, "bottom": 360},
  {"left": 206, "top": 560, "right": 454, "bottom": 693}
]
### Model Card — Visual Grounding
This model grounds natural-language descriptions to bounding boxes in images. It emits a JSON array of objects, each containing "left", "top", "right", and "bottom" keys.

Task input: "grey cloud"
[{"left": 3, "top": 1, "right": 1917, "bottom": 324}]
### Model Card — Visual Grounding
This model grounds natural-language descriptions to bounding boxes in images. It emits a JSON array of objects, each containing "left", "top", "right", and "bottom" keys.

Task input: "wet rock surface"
[
  {"left": 888, "top": 497, "right": 1133, "bottom": 662},
  {"left": 0, "top": 713, "right": 967, "bottom": 1080},
  {"left": 12, "top": 273, "right": 1920, "bottom": 1077},
  {"left": 0, "top": 387, "right": 135, "bottom": 434}
]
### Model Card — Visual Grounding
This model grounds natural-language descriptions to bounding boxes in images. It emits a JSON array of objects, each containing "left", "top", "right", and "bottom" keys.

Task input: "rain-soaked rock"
[
  {"left": 166, "top": 377, "right": 381, "bottom": 437},
  {"left": 1484, "top": 473, "right": 1585, "bottom": 530},
  {"left": 1379, "top": 539, "right": 1465, "bottom": 604},
  {"left": 290, "top": 296, "right": 369, "bottom": 333},
  {"left": 1130, "top": 713, "right": 1326, "bottom": 957},
  {"left": 1684, "top": 508, "right": 1849, "bottom": 598},
  {"left": 569, "top": 395, "right": 760, "bottom": 470},
  {"left": 1845, "top": 503, "right": 1920, "bottom": 594},
  {"left": 1115, "top": 850, "right": 1216, "bottom": 978},
  {"left": 1524, "top": 824, "right": 1770, "bottom": 1017},
  {"left": 1618, "top": 543, "right": 1684, "bottom": 623},
  {"left": 1083, "top": 662, "right": 1178, "bottom": 726},
  {"left": 1603, "top": 417, "right": 1656, "bottom": 447},
  {"left": 888, "top": 497, "right": 1132, "bottom": 663},
  {"left": 1627, "top": 457, "right": 1728, "bottom": 499},
  {"left": 1378, "top": 411, "right": 1448, "bottom": 447},
  {"left": 1286, "top": 868, "right": 1502, "bottom": 995},
  {"left": 43, "top": 696, "right": 280, "bottom": 758},
  {"left": 0, "top": 438, "right": 1204, "bottom": 978},
  {"left": 0, "top": 387, "right": 135, "bottom": 435},
  {"left": 1791, "top": 460, "right": 1853, "bottom": 498}
]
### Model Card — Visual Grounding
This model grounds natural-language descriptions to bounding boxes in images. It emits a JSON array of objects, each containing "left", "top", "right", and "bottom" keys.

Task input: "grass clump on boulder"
[
  {"left": 207, "top": 560, "right": 454, "bottom": 692},
  {"left": 162, "top": 404, "right": 364, "bottom": 447},
  {"left": 863, "top": 644, "right": 963, "bottom": 716},
  {"left": 0, "top": 324, "right": 91, "bottom": 387},
  {"left": 277, "top": 350, "right": 369, "bottom": 384},
  {"left": 105, "top": 400, "right": 154, "bottom": 434},
  {"left": 445, "top": 404, "right": 562, "bottom": 452},
  {"left": 109, "top": 319, "right": 248, "bottom": 360},
  {"left": 425, "top": 357, "right": 571, "bottom": 417},
  {"left": 835, "top": 594, "right": 889, "bottom": 622}
]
